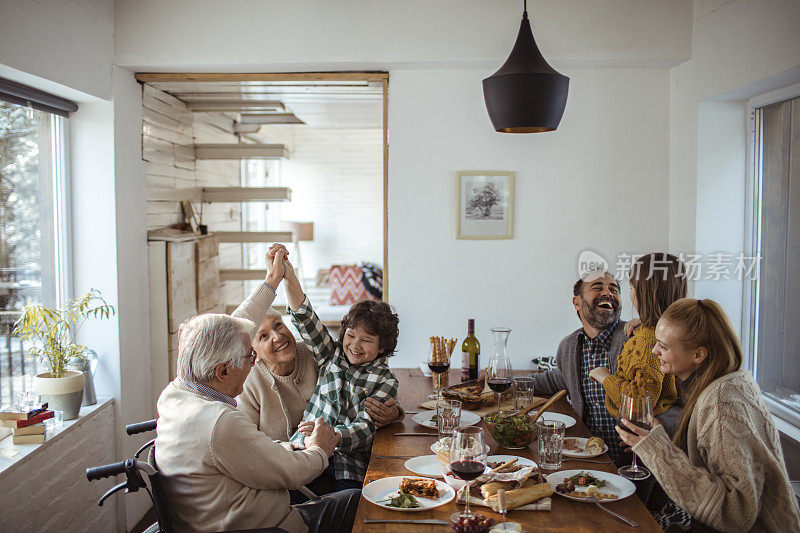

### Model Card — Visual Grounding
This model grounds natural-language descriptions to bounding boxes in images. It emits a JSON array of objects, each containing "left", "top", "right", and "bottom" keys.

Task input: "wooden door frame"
[{"left": 135, "top": 72, "right": 390, "bottom": 301}]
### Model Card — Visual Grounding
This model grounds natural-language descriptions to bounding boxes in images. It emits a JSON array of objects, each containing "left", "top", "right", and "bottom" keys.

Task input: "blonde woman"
[{"left": 616, "top": 298, "right": 800, "bottom": 532}]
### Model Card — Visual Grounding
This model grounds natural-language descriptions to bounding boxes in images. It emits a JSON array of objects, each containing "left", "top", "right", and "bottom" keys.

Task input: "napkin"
[{"left": 455, "top": 466, "right": 551, "bottom": 511}]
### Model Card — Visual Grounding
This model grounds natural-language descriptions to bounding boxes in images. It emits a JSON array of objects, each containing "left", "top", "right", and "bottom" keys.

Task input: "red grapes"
[{"left": 451, "top": 514, "right": 495, "bottom": 533}]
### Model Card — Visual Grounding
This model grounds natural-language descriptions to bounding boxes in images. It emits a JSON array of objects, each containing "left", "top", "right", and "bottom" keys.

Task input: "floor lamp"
[{"left": 284, "top": 222, "right": 314, "bottom": 291}]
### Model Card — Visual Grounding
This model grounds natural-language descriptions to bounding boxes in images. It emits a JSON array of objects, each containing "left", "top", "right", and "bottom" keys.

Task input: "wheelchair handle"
[
  {"left": 86, "top": 459, "right": 155, "bottom": 481},
  {"left": 126, "top": 419, "right": 157, "bottom": 435}
]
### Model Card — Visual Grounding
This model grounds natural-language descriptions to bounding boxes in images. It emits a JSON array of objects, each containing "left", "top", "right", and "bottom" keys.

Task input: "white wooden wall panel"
[
  {"left": 258, "top": 127, "right": 383, "bottom": 279},
  {"left": 144, "top": 85, "right": 199, "bottom": 229}
]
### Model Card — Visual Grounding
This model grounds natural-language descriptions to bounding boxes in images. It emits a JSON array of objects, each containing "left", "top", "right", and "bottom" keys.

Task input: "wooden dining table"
[{"left": 351, "top": 368, "right": 662, "bottom": 532}]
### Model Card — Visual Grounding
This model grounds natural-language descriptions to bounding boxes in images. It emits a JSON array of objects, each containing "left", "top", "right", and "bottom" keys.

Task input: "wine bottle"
[{"left": 461, "top": 319, "right": 480, "bottom": 382}]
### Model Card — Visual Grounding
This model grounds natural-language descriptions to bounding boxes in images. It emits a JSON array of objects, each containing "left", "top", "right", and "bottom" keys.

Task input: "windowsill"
[
  {"left": 0, "top": 397, "right": 114, "bottom": 478},
  {"left": 765, "top": 395, "right": 800, "bottom": 444}
]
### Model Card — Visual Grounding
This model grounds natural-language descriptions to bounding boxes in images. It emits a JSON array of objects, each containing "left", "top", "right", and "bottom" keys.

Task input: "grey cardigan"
[{"left": 534, "top": 321, "right": 680, "bottom": 435}]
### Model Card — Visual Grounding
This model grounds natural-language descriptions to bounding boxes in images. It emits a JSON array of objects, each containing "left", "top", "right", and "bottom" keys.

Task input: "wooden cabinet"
[{"left": 149, "top": 233, "right": 221, "bottom": 384}]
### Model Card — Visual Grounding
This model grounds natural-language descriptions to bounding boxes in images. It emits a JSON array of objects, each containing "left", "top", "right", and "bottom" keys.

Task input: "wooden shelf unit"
[
  {"left": 201, "top": 187, "right": 291, "bottom": 202},
  {"left": 193, "top": 143, "right": 288, "bottom": 160}
]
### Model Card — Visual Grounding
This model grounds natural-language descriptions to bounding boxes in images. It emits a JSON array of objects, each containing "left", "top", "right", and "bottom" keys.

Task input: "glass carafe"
[{"left": 487, "top": 328, "right": 513, "bottom": 414}]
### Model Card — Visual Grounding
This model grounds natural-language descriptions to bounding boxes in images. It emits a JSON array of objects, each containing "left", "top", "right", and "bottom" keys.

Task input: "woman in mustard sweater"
[{"left": 589, "top": 253, "right": 685, "bottom": 426}]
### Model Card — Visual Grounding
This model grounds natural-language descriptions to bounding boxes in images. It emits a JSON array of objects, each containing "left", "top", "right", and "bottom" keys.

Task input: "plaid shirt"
[
  {"left": 289, "top": 297, "right": 399, "bottom": 482},
  {"left": 578, "top": 320, "right": 624, "bottom": 464}
]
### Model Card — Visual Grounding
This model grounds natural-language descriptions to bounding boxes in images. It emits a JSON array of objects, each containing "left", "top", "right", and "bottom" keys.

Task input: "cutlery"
[
  {"left": 585, "top": 498, "right": 639, "bottom": 527},
  {"left": 564, "top": 458, "right": 610, "bottom": 464},
  {"left": 364, "top": 519, "right": 451, "bottom": 525},
  {"left": 405, "top": 410, "right": 420, "bottom": 414},
  {"left": 393, "top": 432, "right": 437, "bottom": 436},
  {"left": 375, "top": 455, "right": 416, "bottom": 459}
]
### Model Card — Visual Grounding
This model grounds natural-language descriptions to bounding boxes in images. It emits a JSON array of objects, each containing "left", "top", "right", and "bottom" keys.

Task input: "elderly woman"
[
  {"left": 154, "top": 306, "right": 359, "bottom": 533},
  {"left": 233, "top": 255, "right": 402, "bottom": 445},
  {"left": 616, "top": 298, "right": 800, "bottom": 532}
]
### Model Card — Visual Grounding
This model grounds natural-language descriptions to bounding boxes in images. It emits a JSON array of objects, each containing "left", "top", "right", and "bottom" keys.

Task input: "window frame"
[{"left": 744, "top": 82, "right": 800, "bottom": 441}]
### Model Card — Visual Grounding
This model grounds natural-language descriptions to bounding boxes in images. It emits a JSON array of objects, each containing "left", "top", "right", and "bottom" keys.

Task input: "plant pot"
[{"left": 33, "top": 371, "right": 85, "bottom": 420}]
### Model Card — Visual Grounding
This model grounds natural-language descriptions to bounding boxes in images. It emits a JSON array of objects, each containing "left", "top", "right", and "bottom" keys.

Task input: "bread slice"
[
  {"left": 484, "top": 483, "right": 553, "bottom": 511},
  {"left": 585, "top": 437, "right": 605, "bottom": 455}
]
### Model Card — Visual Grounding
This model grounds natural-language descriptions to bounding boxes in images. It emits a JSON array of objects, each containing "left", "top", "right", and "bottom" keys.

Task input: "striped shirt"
[{"left": 175, "top": 378, "right": 238, "bottom": 408}]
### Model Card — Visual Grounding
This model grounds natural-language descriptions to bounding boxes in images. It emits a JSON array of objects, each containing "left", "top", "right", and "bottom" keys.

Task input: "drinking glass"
[
  {"left": 537, "top": 419, "right": 565, "bottom": 470},
  {"left": 487, "top": 328, "right": 513, "bottom": 414},
  {"left": 513, "top": 376, "right": 534, "bottom": 410},
  {"left": 428, "top": 342, "right": 452, "bottom": 415},
  {"left": 438, "top": 400, "right": 462, "bottom": 438},
  {"left": 617, "top": 392, "right": 653, "bottom": 481},
  {"left": 449, "top": 426, "right": 486, "bottom": 522}
]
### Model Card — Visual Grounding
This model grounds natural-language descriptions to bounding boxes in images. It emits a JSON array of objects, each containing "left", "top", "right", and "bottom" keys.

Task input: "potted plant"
[{"left": 13, "top": 289, "right": 115, "bottom": 420}]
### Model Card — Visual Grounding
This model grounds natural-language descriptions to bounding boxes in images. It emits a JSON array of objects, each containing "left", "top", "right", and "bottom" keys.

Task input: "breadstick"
[{"left": 488, "top": 458, "right": 518, "bottom": 474}]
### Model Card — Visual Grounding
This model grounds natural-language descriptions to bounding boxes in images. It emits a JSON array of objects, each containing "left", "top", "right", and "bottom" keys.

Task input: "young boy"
[{"left": 269, "top": 245, "right": 399, "bottom": 490}]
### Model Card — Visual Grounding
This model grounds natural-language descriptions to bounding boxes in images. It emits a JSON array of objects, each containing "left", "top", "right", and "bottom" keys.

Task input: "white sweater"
[{"left": 154, "top": 383, "right": 328, "bottom": 532}]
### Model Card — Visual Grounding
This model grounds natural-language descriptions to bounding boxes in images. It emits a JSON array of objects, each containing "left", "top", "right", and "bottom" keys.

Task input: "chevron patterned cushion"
[{"left": 329, "top": 264, "right": 374, "bottom": 305}]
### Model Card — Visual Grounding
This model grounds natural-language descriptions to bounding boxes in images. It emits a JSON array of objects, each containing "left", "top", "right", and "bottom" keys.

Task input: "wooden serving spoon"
[{"left": 520, "top": 389, "right": 567, "bottom": 423}]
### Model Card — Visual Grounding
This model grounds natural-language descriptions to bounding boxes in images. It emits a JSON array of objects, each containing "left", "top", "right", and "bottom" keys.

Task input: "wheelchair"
[{"left": 86, "top": 419, "right": 286, "bottom": 533}]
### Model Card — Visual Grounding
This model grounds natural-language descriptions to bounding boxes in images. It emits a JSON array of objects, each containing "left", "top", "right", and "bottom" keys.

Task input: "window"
[
  {"left": 0, "top": 100, "right": 72, "bottom": 405},
  {"left": 749, "top": 94, "right": 800, "bottom": 428}
]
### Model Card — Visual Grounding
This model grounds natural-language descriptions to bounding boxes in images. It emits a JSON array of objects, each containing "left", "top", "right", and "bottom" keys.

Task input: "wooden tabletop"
[{"left": 352, "top": 368, "right": 661, "bottom": 532}]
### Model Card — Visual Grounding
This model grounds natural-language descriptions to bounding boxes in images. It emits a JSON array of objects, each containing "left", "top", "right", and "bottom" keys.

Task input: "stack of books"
[{"left": 0, "top": 407, "right": 54, "bottom": 444}]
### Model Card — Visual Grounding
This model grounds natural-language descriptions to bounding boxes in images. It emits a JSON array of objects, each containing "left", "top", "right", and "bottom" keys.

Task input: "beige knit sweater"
[
  {"left": 633, "top": 370, "right": 800, "bottom": 532},
  {"left": 239, "top": 345, "right": 319, "bottom": 441}
]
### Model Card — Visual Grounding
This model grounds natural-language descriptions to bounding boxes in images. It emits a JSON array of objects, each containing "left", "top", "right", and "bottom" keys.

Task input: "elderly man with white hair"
[{"left": 155, "top": 250, "right": 360, "bottom": 533}]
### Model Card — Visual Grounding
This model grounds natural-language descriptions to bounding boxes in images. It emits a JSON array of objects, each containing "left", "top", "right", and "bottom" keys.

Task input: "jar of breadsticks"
[{"left": 428, "top": 336, "right": 457, "bottom": 393}]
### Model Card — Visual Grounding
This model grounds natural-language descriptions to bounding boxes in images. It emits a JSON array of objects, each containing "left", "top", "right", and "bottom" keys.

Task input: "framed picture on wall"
[{"left": 456, "top": 171, "right": 514, "bottom": 239}]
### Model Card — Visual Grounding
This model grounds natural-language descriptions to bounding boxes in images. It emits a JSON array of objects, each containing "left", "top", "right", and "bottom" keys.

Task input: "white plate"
[
  {"left": 404, "top": 455, "right": 445, "bottom": 478},
  {"left": 362, "top": 476, "right": 456, "bottom": 511},
  {"left": 485, "top": 455, "right": 537, "bottom": 469},
  {"left": 562, "top": 437, "right": 609, "bottom": 458},
  {"left": 546, "top": 469, "right": 636, "bottom": 502},
  {"left": 412, "top": 409, "right": 481, "bottom": 429},
  {"left": 430, "top": 438, "right": 491, "bottom": 455},
  {"left": 539, "top": 412, "right": 576, "bottom": 428}
]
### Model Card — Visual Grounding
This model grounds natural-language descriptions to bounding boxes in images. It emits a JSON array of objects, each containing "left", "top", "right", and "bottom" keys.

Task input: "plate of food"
[
  {"left": 412, "top": 409, "right": 481, "bottom": 429},
  {"left": 539, "top": 412, "right": 576, "bottom": 428},
  {"left": 547, "top": 469, "right": 636, "bottom": 502},
  {"left": 562, "top": 437, "right": 608, "bottom": 458},
  {"left": 404, "top": 455, "right": 445, "bottom": 478},
  {"left": 362, "top": 476, "right": 455, "bottom": 511}
]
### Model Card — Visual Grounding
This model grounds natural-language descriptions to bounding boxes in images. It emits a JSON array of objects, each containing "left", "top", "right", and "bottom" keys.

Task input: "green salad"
[
  {"left": 568, "top": 471, "right": 607, "bottom": 488},
  {"left": 484, "top": 412, "right": 536, "bottom": 449},
  {"left": 379, "top": 492, "right": 421, "bottom": 508}
]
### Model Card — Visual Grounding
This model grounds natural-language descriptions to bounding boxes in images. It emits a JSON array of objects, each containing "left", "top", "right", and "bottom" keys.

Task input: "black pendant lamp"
[{"left": 483, "top": 1, "right": 569, "bottom": 133}]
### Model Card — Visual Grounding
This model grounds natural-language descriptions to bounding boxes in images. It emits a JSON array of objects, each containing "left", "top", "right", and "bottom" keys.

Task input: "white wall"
[
  {"left": 114, "top": 0, "right": 692, "bottom": 70},
  {"left": 0, "top": 0, "right": 114, "bottom": 100},
  {"left": 694, "top": 101, "right": 747, "bottom": 334},
  {"left": 388, "top": 67, "right": 670, "bottom": 368}
]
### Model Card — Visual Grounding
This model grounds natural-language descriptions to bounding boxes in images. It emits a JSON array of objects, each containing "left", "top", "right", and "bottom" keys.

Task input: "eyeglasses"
[{"left": 247, "top": 349, "right": 257, "bottom": 365}]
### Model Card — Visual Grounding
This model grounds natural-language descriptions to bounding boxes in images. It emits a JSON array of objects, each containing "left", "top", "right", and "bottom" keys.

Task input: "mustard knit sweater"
[{"left": 602, "top": 326, "right": 677, "bottom": 417}]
